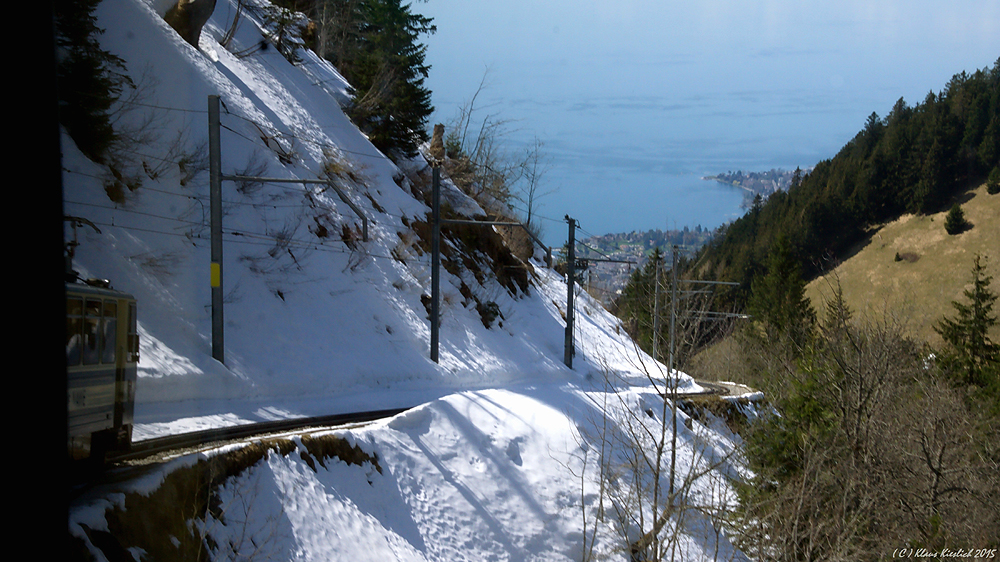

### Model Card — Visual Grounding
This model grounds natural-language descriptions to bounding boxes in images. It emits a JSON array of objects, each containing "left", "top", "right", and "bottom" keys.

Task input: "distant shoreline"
[
  {"left": 701, "top": 167, "right": 813, "bottom": 201},
  {"left": 701, "top": 175, "right": 755, "bottom": 193}
]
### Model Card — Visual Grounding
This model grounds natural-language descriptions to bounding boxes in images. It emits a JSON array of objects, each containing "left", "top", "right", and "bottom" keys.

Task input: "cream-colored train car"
[{"left": 66, "top": 281, "right": 138, "bottom": 461}]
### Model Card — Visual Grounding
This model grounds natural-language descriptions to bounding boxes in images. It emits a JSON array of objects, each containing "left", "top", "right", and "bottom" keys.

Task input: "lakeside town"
[{"left": 574, "top": 167, "right": 814, "bottom": 305}]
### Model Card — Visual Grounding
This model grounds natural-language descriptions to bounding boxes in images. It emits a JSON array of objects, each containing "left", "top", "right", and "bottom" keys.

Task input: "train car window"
[
  {"left": 83, "top": 298, "right": 101, "bottom": 365},
  {"left": 102, "top": 300, "right": 118, "bottom": 364},
  {"left": 67, "top": 297, "right": 83, "bottom": 366}
]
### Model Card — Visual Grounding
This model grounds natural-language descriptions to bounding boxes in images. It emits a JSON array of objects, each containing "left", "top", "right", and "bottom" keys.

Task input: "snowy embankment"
[{"left": 66, "top": 0, "right": 749, "bottom": 559}]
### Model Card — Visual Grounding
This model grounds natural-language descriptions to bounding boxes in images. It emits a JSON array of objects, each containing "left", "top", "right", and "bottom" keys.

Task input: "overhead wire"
[
  {"left": 64, "top": 66, "right": 557, "bottom": 274},
  {"left": 84, "top": 94, "right": 559, "bottom": 238},
  {"left": 83, "top": 217, "right": 404, "bottom": 263},
  {"left": 63, "top": 199, "right": 206, "bottom": 228}
]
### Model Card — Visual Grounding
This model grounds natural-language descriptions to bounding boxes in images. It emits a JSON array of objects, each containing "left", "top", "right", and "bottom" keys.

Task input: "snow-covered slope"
[
  {"left": 66, "top": 1, "right": 749, "bottom": 559},
  {"left": 64, "top": 0, "right": 701, "bottom": 435}
]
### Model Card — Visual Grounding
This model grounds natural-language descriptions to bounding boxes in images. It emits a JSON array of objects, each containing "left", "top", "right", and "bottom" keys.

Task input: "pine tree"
[
  {"left": 943, "top": 204, "right": 971, "bottom": 234},
  {"left": 935, "top": 254, "right": 999, "bottom": 386},
  {"left": 613, "top": 247, "right": 664, "bottom": 353},
  {"left": 54, "top": 0, "right": 132, "bottom": 163},
  {"left": 346, "top": 0, "right": 435, "bottom": 158},
  {"left": 988, "top": 166, "right": 1000, "bottom": 195},
  {"left": 748, "top": 235, "right": 816, "bottom": 349}
]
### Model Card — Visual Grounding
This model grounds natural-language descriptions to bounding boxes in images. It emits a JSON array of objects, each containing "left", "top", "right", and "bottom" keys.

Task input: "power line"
[
  {"left": 63, "top": 166, "right": 378, "bottom": 217},
  {"left": 115, "top": 100, "right": 209, "bottom": 115},
  {"left": 83, "top": 218, "right": 404, "bottom": 263},
  {"left": 63, "top": 200, "right": 205, "bottom": 227},
  {"left": 221, "top": 111, "right": 391, "bottom": 163},
  {"left": 66, "top": 198, "right": 367, "bottom": 255}
]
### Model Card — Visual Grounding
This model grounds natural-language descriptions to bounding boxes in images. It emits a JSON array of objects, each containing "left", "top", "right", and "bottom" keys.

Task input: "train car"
[{"left": 66, "top": 280, "right": 138, "bottom": 461}]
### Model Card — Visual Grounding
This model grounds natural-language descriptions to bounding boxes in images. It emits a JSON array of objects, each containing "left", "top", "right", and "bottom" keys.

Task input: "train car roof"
[{"left": 65, "top": 281, "right": 136, "bottom": 301}]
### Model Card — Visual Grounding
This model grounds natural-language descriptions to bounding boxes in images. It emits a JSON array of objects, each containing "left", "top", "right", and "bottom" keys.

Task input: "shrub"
[{"left": 988, "top": 166, "right": 1000, "bottom": 194}]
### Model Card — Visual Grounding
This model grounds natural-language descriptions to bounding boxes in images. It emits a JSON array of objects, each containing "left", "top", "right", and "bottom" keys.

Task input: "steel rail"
[{"left": 109, "top": 407, "right": 410, "bottom": 463}]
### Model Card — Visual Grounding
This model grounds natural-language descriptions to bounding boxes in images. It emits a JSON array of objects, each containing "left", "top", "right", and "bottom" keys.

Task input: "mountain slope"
[
  {"left": 63, "top": 2, "right": 757, "bottom": 560},
  {"left": 63, "top": 0, "right": 700, "bottom": 423},
  {"left": 806, "top": 181, "right": 1000, "bottom": 345}
]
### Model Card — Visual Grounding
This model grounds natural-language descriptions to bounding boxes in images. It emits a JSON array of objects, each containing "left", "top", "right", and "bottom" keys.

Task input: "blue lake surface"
[{"left": 419, "top": 0, "right": 999, "bottom": 246}]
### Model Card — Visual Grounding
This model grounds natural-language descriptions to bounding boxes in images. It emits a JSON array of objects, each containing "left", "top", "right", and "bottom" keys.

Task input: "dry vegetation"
[
  {"left": 806, "top": 181, "right": 1000, "bottom": 346},
  {"left": 688, "top": 296, "right": 999, "bottom": 559},
  {"left": 683, "top": 200, "right": 1000, "bottom": 559}
]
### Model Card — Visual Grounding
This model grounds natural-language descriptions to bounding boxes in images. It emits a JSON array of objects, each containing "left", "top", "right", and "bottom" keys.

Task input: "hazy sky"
[{"left": 419, "top": 0, "right": 999, "bottom": 241}]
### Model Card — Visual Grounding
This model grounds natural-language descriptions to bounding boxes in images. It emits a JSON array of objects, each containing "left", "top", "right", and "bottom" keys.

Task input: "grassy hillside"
[{"left": 805, "top": 181, "right": 1000, "bottom": 346}]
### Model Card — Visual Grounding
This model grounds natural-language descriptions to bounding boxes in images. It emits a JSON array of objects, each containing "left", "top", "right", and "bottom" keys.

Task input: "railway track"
[
  {"left": 92, "top": 381, "right": 758, "bottom": 469},
  {"left": 657, "top": 380, "right": 760, "bottom": 401},
  {"left": 107, "top": 407, "right": 411, "bottom": 465},
  {"left": 69, "top": 407, "right": 411, "bottom": 503},
  {"left": 101, "top": 383, "right": 756, "bottom": 467}
]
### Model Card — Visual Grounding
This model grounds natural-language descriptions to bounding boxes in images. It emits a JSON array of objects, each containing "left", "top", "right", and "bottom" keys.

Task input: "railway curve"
[{"left": 110, "top": 407, "right": 411, "bottom": 465}]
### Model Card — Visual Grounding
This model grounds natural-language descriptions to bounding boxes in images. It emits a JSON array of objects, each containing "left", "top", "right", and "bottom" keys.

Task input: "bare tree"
[
  {"left": 442, "top": 70, "right": 538, "bottom": 214},
  {"left": 310, "top": 0, "right": 363, "bottom": 69},
  {"left": 515, "top": 136, "right": 554, "bottom": 232},
  {"left": 730, "top": 281, "right": 1000, "bottom": 560},
  {"left": 574, "top": 341, "right": 743, "bottom": 561}
]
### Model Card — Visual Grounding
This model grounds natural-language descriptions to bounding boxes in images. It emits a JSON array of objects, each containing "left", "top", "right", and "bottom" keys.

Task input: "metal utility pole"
[
  {"left": 208, "top": 95, "right": 224, "bottom": 364},
  {"left": 669, "top": 246, "right": 679, "bottom": 382},
  {"left": 206, "top": 96, "right": 374, "bottom": 366},
  {"left": 430, "top": 165, "right": 442, "bottom": 363},
  {"left": 425, "top": 125, "right": 550, "bottom": 363},
  {"left": 652, "top": 253, "right": 662, "bottom": 362},
  {"left": 564, "top": 215, "right": 577, "bottom": 368},
  {"left": 669, "top": 244, "right": 679, "bottom": 496}
]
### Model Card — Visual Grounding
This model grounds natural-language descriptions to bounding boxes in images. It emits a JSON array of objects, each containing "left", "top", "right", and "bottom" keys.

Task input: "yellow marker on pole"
[{"left": 211, "top": 262, "right": 221, "bottom": 288}]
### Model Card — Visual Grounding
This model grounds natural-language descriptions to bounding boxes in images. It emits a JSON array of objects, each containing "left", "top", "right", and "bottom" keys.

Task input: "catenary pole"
[
  {"left": 652, "top": 253, "right": 662, "bottom": 362},
  {"left": 208, "top": 95, "right": 224, "bottom": 364},
  {"left": 669, "top": 245, "right": 679, "bottom": 496},
  {"left": 430, "top": 165, "right": 441, "bottom": 363},
  {"left": 564, "top": 216, "right": 576, "bottom": 368}
]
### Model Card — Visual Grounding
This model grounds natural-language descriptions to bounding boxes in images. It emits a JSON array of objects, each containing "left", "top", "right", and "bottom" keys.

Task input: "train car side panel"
[{"left": 66, "top": 284, "right": 137, "bottom": 461}]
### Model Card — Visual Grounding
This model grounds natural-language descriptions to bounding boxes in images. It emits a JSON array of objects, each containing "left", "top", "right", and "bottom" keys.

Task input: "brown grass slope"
[{"left": 806, "top": 181, "right": 1000, "bottom": 347}]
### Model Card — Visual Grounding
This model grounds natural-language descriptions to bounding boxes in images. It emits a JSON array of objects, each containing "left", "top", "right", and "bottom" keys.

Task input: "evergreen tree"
[
  {"left": 54, "top": 0, "right": 132, "bottom": 163},
  {"left": 748, "top": 235, "right": 816, "bottom": 349},
  {"left": 613, "top": 248, "right": 665, "bottom": 354},
  {"left": 943, "top": 204, "right": 971, "bottom": 235},
  {"left": 988, "top": 166, "right": 1000, "bottom": 195},
  {"left": 935, "top": 254, "right": 999, "bottom": 386},
  {"left": 346, "top": 0, "right": 435, "bottom": 158}
]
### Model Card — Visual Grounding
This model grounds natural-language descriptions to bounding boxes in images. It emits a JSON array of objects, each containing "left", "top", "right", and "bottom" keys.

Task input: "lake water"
[{"left": 419, "top": 0, "right": 999, "bottom": 245}]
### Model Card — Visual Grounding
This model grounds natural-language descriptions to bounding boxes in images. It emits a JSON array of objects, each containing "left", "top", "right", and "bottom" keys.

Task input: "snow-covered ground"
[{"left": 65, "top": 1, "right": 750, "bottom": 559}]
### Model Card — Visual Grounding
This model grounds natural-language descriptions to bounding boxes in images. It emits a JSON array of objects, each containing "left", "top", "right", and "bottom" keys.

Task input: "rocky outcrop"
[
  {"left": 428, "top": 123, "right": 446, "bottom": 164},
  {"left": 164, "top": 0, "right": 217, "bottom": 47}
]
